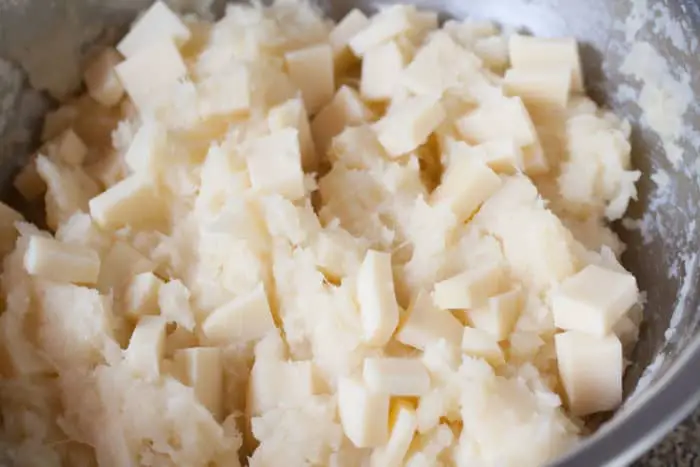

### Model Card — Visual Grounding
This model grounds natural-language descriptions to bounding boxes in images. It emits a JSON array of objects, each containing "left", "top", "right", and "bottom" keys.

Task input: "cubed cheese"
[
  {"left": 89, "top": 174, "right": 167, "bottom": 230},
  {"left": 198, "top": 63, "right": 251, "bottom": 118},
  {"left": 24, "top": 236, "right": 100, "bottom": 284},
  {"left": 555, "top": 331, "right": 622, "bottom": 416},
  {"left": 467, "top": 288, "right": 522, "bottom": 341},
  {"left": 432, "top": 262, "right": 505, "bottom": 310},
  {"left": 174, "top": 347, "right": 224, "bottom": 420},
  {"left": 356, "top": 250, "right": 400, "bottom": 346},
  {"left": 14, "top": 159, "right": 46, "bottom": 201},
  {"left": 97, "top": 241, "right": 155, "bottom": 291},
  {"left": 476, "top": 139, "right": 523, "bottom": 174},
  {"left": 285, "top": 44, "right": 335, "bottom": 115},
  {"left": 396, "top": 291, "right": 463, "bottom": 350},
  {"left": 552, "top": 264, "right": 639, "bottom": 337},
  {"left": 360, "top": 40, "right": 408, "bottom": 102},
  {"left": 117, "top": 1, "right": 191, "bottom": 58},
  {"left": 330, "top": 9, "right": 370, "bottom": 70},
  {"left": 244, "top": 129, "right": 305, "bottom": 201},
  {"left": 50, "top": 129, "right": 88, "bottom": 166},
  {"left": 504, "top": 67, "right": 572, "bottom": 109},
  {"left": 363, "top": 357, "right": 430, "bottom": 396},
  {"left": 370, "top": 401, "right": 417, "bottom": 467},
  {"left": 348, "top": 5, "right": 413, "bottom": 56},
  {"left": 123, "top": 119, "right": 167, "bottom": 176},
  {"left": 124, "top": 272, "right": 164, "bottom": 318},
  {"left": 456, "top": 96, "right": 537, "bottom": 147},
  {"left": 248, "top": 359, "right": 319, "bottom": 416},
  {"left": 83, "top": 48, "right": 125, "bottom": 107},
  {"left": 202, "top": 284, "right": 276, "bottom": 345},
  {"left": 337, "top": 377, "right": 390, "bottom": 448},
  {"left": 159, "top": 279, "right": 196, "bottom": 331},
  {"left": 125, "top": 315, "right": 166, "bottom": 380},
  {"left": 374, "top": 95, "right": 445, "bottom": 157},
  {"left": 508, "top": 34, "right": 584, "bottom": 92},
  {"left": 268, "top": 98, "right": 317, "bottom": 172},
  {"left": 461, "top": 327, "right": 505, "bottom": 367},
  {"left": 311, "top": 86, "right": 374, "bottom": 155}
]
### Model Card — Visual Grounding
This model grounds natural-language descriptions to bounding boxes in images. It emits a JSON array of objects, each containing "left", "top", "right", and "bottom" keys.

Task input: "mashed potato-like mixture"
[{"left": 0, "top": 1, "right": 642, "bottom": 466}]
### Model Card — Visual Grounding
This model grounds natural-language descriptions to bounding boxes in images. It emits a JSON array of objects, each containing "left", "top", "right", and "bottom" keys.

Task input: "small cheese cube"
[
  {"left": 244, "top": 129, "right": 305, "bottom": 201},
  {"left": 363, "top": 357, "right": 430, "bottom": 396},
  {"left": 174, "top": 347, "right": 224, "bottom": 420},
  {"left": 456, "top": 96, "right": 538, "bottom": 147},
  {"left": 374, "top": 95, "right": 445, "bottom": 157},
  {"left": 202, "top": 284, "right": 276, "bottom": 346},
  {"left": 89, "top": 174, "right": 167, "bottom": 230},
  {"left": 83, "top": 48, "right": 125, "bottom": 107},
  {"left": 337, "top": 377, "right": 390, "bottom": 448},
  {"left": 433, "top": 262, "right": 505, "bottom": 310},
  {"left": 552, "top": 264, "right": 639, "bottom": 337},
  {"left": 198, "top": 63, "right": 251, "bottom": 118},
  {"left": 0, "top": 202, "right": 23, "bottom": 257},
  {"left": 356, "top": 250, "right": 400, "bottom": 346},
  {"left": 461, "top": 327, "right": 505, "bottom": 367},
  {"left": 504, "top": 67, "right": 572, "bottom": 109},
  {"left": 125, "top": 315, "right": 166, "bottom": 380},
  {"left": 396, "top": 291, "right": 463, "bottom": 350},
  {"left": 370, "top": 401, "right": 418, "bottom": 467},
  {"left": 285, "top": 44, "right": 335, "bottom": 115},
  {"left": 124, "top": 119, "right": 167, "bottom": 176},
  {"left": 248, "top": 359, "right": 319, "bottom": 416},
  {"left": 311, "top": 86, "right": 374, "bottom": 155},
  {"left": 521, "top": 141, "right": 549, "bottom": 175},
  {"left": 509, "top": 35, "right": 584, "bottom": 92},
  {"left": 476, "top": 139, "right": 523, "bottom": 174},
  {"left": 468, "top": 288, "right": 522, "bottom": 341},
  {"left": 50, "top": 129, "right": 88, "bottom": 166},
  {"left": 555, "top": 331, "right": 623, "bottom": 416},
  {"left": 115, "top": 40, "right": 188, "bottom": 114},
  {"left": 268, "top": 98, "right": 317, "bottom": 172},
  {"left": 98, "top": 241, "right": 155, "bottom": 291},
  {"left": 330, "top": 9, "right": 370, "bottom": 70},
  {"left": 117, "top": 1, "right": 191, "bottom": 58},
  {"left": 24, "top": 236, "right": 100, "bottom": 285},
  {"left": 159, "top": 279, "right": 196, "bottom": 331},
  {"left": 124, "top": 272, "right": 164, "bottom": 318},
  {"left": 349, "top": 5, "right": 413, "bottom": 56},
  {"left": 360, "top": 40, "right": 408, "bottom": 102},
  {"left": 431, "top": 155, "right": 501, "bottom": 223},
  {"left": 14, "top": 159, "right": 46, "bottom": 201}
]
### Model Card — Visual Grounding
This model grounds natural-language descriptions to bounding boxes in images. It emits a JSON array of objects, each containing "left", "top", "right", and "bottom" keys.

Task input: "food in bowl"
[{"left": 0, "top": 1, "right": 643, "bottom": 466}]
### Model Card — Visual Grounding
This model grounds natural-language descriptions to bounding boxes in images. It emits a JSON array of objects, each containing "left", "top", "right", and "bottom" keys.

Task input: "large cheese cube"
[
  {"left": 360, "top": 40, "right": 408, "bottom": 102},
  {"left": 348, "top": 5, "right": 413, "bottom": 56},
  {"left": 268, "top": 98, "right": 317, "bottom": 172},
  {"left": 124, "top": 272, "right": 164, "bottom": 319},
  {"left": 338, "top": 377, "right": 390, "bottom": 448},
  {"left": 311, "top": 86, "right": 374, "bottom": 155},
  {"left": 174, "top": 347, "right": 224, "bottom": 420},
  {"left": 356, "top": 250, "right": 400, "bottom": 346},
  {"left": 49, "top": 129, "right": 88, "bottom": 166},
  {"left": 248, "top": 359, "right": 319, "bottom": 416},
  {"left": 285, "top": 44, "right": 335, "bottom": 115},
  {"left": 24, "top": 236, "right": 100, "bottom": 285},
  {"left": 89, "top": 174, "right": 167, "bottom": 230},
  {"left": 552, "top": 264, "right": 639, "bottom": 336},
  {"left": 396, "top": 291, "right": 463, "bottom": 350},
  {"left": 125, "top": 315, "right": 166, "bottom": 380},
  {"left": 433, "top": 262, "right": 505, "bottom": 310},
  {"left": 117, "top": 1, "right": 191, "bottom": 58},
  {"left": 503, "top": 67, "right": 572, "bottom": 109},
  {"left": 461, "top": 327, "right": 504, "bottom": 367},
  {"left": 330, "top": 9, "right": 370, "bottom": 70},
  {"left": 124, "top": 119, "right": 167, "bottom": 176},
  {"left": 467, "top": 288, "right": 522, "bottom": 341},
  {"left": 508, "top": 35, "right": 584, "bottom": 92},
  {"left": 363, "top": 357, "right": 430, "bottom": 396},
  {"left": 374, "top": 95, "right": 445, "bottom": 157},
  {"left": 202, "top": 284, "right": 276, "bottom": 345},
  {"left": 97, "top": 241, "right": 155, "bottom": 291},
  {"left": 83, "top": 48, "right": 125, "bottom": 107},
  {"left": 244, "top": 129, "right": 305, "bottom": 201},
  {"left": 555, "top": 331, "right": 622, "bottom": 416},
  {"left": 370, "top": 401, "right": 417, "bottom": 467}
]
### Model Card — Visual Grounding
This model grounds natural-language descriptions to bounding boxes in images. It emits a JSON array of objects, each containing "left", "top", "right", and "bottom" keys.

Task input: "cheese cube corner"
[
  {"left": 24, "top": 236, "right": 100, "bottom": 285},
  {"left": 117, "top": 0, "right": 191, "bottom": 58},
  {"left": 84, "top": 48, "right": 125, "bottom": 107},
  {"left": 174, "top": 347, "right": 224, "bottom": 420},
  {"left": 370, "top": 401, "right": 417, "bottom": 467},
  {"left": 508, "top": 34, "right": 584, "bottom": 92},
  {"left": 503, "top": 66, "right": 572, "bottom": 109},
  {"left": 461, "top": 327, "right": 505, "bottom": 367},
  {"left": 348, "top": 6, "right": 413, "bottom": 57},
  {"left": 396, "top": 290, "right": 463, "bottom": 350},
  {"left": 89, "top": 174, "right": 166, "bottom": 230},
  {"left": 432, "top": 262, "right": 505, "bottom": 310},
  {"left": 468, "top": 288, "right": 522, "bottom": 341},
  {"left": 285, "top": 44, "right": 335, "bottom": 115},
  {"left": 338, "top": 377, "right": 390, "bottom": 448},
  {"left": 311, "top": 86, "right": 373, "bottom": 156},
  {"left": 374, "top": 95, "right": 445, "bottom": 157},
  {"left": 330, "top": 9, "right": 370, "bottom": 70},
  {"left": 363, "top": 357, "right": 430, "bottom": 396},
  {"left": 124, "top": 271, "right": 164, "bottom": 319},
  {"left": 357, "top": 250, "right": 400, "bottom": 346},
  {"left": 268, "top": 98, "right": 317, "bottom": 172},
  {"left": 125, "top": 315, "right": 167, "bottom": 380},
  {"left": 244, "top": 129, "right": 305, "bottom": 201},
  {"left": 360, "top": 40, "right": 409, "bottom": 102}
]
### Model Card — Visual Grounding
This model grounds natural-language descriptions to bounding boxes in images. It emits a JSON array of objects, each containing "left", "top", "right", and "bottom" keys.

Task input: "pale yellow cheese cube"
[
  {"left": 311, "top": 86, "right": 374, "bottom": 155},
  {"left": 508, "top": 34, "right": 584, "bottom": 92},
  {"left": 456, "top": 96, "right": 538, "bottom": 147},
  {"left": 360, "top": 40, "right": 409, "bottom": 102},
  {"left": 124, "top": 272, "right": 164, "bottom": 319},
  {"left": 268, "top": 98, "right": 317, "bottom": 172},
  {"left": 363, "top": 357, "right": 430, "bottom": 396},
  {"left": 476, "top": 139, "right": 523, "bottom": 174},
  {"left": 555, "top": 331, "right": 623, "bottom": 416},
  {"left": 117, "top": 1, "right": 191, "bottom": 58},
  {"left": 337, "top": 377, "right": 390, "bottom": 448},
  {"left": 174, "top": 347, "right": 224, "bottom": 420},
  {"left": 202, "top": 284, "right": 276, "bottom": 346},
  {"left": 396, "top": 291, "right": 463, "bottom": 351},
  {"left": 83, "top": 48, "right": 125, "bottom": 107},
  {"left": 461, "top": 327, "right": 505, "bottom": 367},
  {"left": 503, "top": 66, "right": 572, "bottom": 109},
  {"left": 159, "top": 279, "right": 196, "bottom": 331},
  {"left": 552, "top": 264, "right": 639, "bottom": 337},
  {"left": 374, "top": 95, "right": 445, "bottom": 157},
  {"left": 330, "top": 9, "right": 370, "bottom": 70},
  {"left": 356, "top": 250, "right": 400, "bottom": 346},
  {"left": 348, "top": 5, "right": 413, "bottom": 56},
  {"left": 24, "top": 236, "right": 100, "bottom": 285},
  {"left": 124, "top": 119, "right": 167, "bottom": 176},
  {"left": 370, "top": 402, "right": 418, "bottom": 467},
  {"left": 433, "top": 262, "right": 505, "bottom": 310},
  {"left": 50, "top": 129, "right": 88, "bottom": 166},
  {"left": 89, "top": 174, "right": 167, "bottom": 230},
  {"left": 248, "top": 359, "right": 319, "bottom": 416},
  {"left": 285, "top": 44, "right": 335, "bottom": 115},
  {"left": 125, "top": 315, "right": 167, "bottom": 380},
  {"left": 198, "top": 63, "right": 251, "bottom": 119},
  {"left": 244, "top": 129, "right": 305, "bottom": 201},
  {"left": 97, "top": 241, "right": 155, "bottom": 291},
  {"left": 468, "top": 288, "right": 522, "bottom": 341}
]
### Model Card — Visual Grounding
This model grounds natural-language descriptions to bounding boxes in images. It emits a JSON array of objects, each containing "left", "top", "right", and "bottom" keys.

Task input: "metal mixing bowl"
[{"left": 1, "top": 0, "right": 699, "bottom": 465}]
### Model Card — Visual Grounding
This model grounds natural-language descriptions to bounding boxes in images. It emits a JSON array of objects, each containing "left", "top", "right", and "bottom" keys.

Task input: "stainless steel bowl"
[{"left": 1, "top": 0, "right": 699, "bottom": 465}]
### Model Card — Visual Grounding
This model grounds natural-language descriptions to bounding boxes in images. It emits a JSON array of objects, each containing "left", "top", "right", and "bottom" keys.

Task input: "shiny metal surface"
[{"left": 1, "top": 0, "right": 699, "bottom": 465}]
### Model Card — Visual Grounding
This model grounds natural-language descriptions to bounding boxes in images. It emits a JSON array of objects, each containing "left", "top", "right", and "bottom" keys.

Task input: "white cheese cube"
[
  {"left": 124, "top": 272, "right": 164, "bottom": 319},
  {"left": 471, "top": 139, "right": 523, "bottom": 174},
  {"left": 89, "top": 174, "right": 167, "bottom": 230},
  {"left": 467, "top": 288, "right": 522, "bottom": 341},
  {"left": 552, "top": 264, "right": 639, "bottom": 337},
  {"left": 503, "top": 67, "right": 572, "bottom": 109},
  {"left": 555, "top": 331, "right": 623, "bottom": 416},
  {"left": 125, "top": 315, "right": 166, "bottom": 380},
  {"left": 248, "top": 359, "right": 319, "bottom": 416},
  {"left": 374, "top": 95, "right": 445, "bottom": 157},
  {"left": 363, "top": 357, "right": 430, "bottom": 396},
  {"left": 311, "top": 86, "right": 374, "bottom": 155},
  {"left": 433, "top": 262, "right": 505, "bottom": 310},
  {"left": 24, "top": 236, "right": 100, "bottom": 285},
  {"left": 115, "top": 40, "right": 188, "bottom": 114},
  {"left": 349, "top": 6, "right": 413, "bottom": 56},
  {"left": 431, "top": 155, "right": 501, "bottom": 223},
  {"left": 198, "top": 63, "right": 251, "bottom": 119},
  {"left": 337, "top": 377, "right": 390, "bottom": 448},
  {"left": 159, "top": 279, "right": 195, "bottom": 331},
  {"left": 268, "top": 98, "right": 317, "bottom": 172},
  {"left": 202, "top": 284, "right": 276, "bottom": 346},
  {"left": 124, "top": 119, "right": 166, "bottom": 176},
  {"left": 461, "top": 327, "right": 505, "bottom": 367},
  {"left": 83, "top": 48, "right": 125, "bottom": 107},
  {"left": 285, "top": 44, "right": 335, "bottom": 115},
  {"left": 117, "top": 1, "right": 191, "bottom": 58},
  {"left": 456, "top": 96, "right": 538, "bottom": 148},
  {"left": 330, "top": 9, "right": 370, "bottom": 69},
  {"left": 509, "top": 34, "right": 584, "bottom": 92},
  {"left": 396, "top": 291, "right": 463, "bottom": 350},
  {"left": 370, "top": 401, "right": 417, "bottom": 467},
  {"left": 97, "top": 241, "right": 155, "bottom": 291},
  {"left": 174, "top": 347, "right": 224, "bottom": 420},
  {"left": 50, "top": 129, "right": 88, "bottom": 166},
  {"left": 356, "top": 250, "right": 400, "bottom": 346},
  {"left": 313, "top": 229, "right": 365, "bottom": 281},
  {"left": 244, "top": 129, "right": 305, "bottom": 201},
  {"left": 360, "top": 40, "right": 408, "bottom": 102}
]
